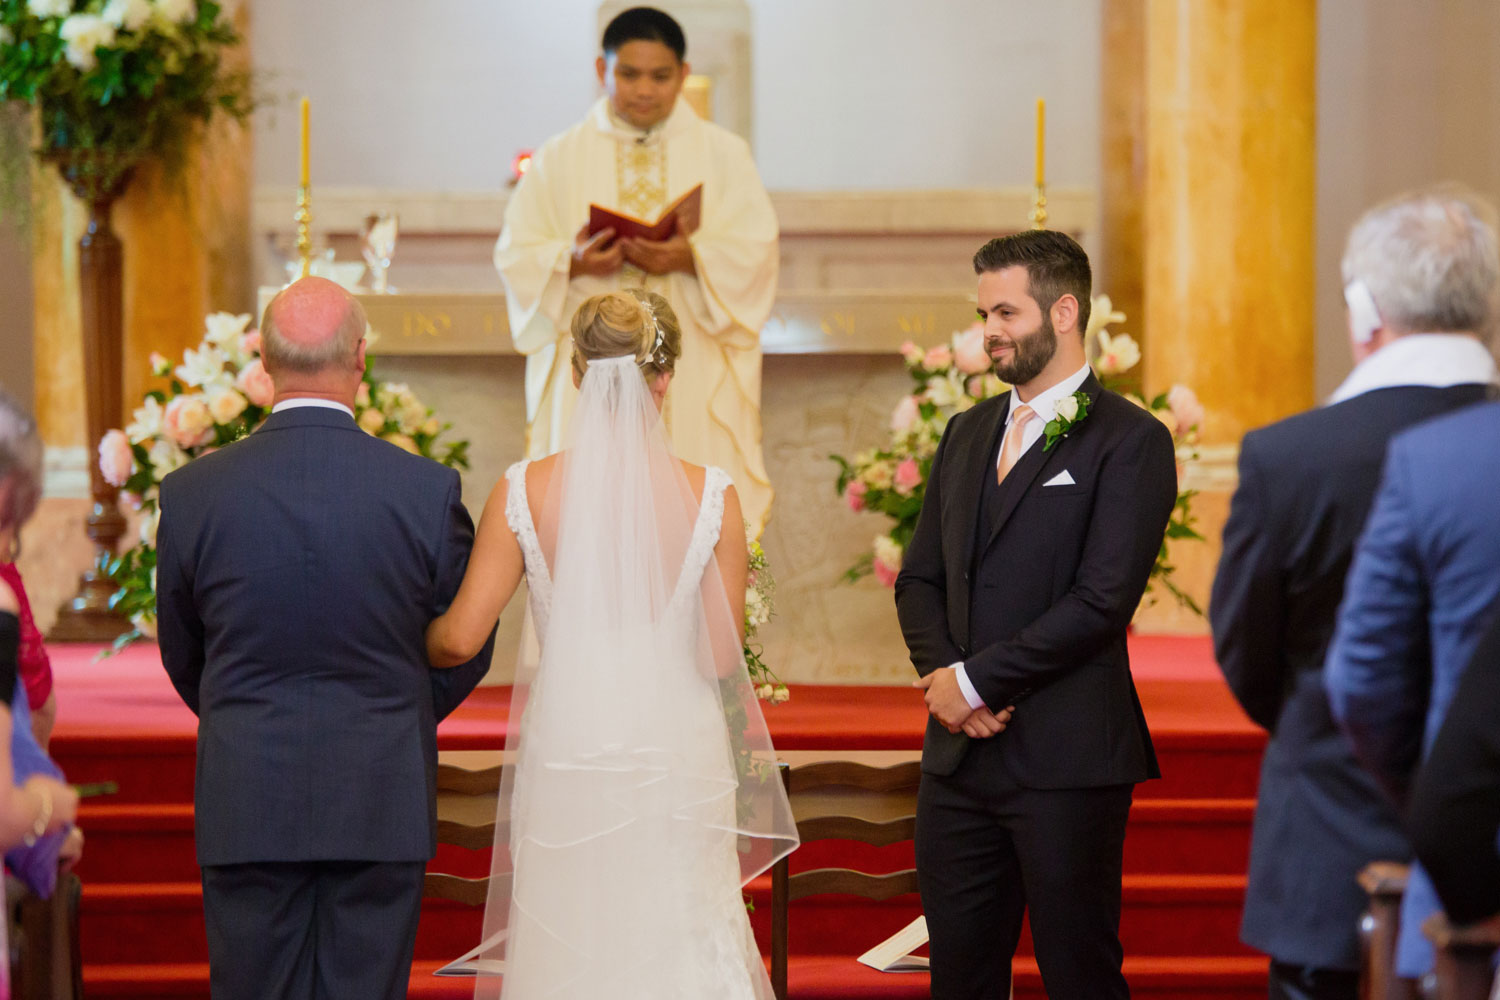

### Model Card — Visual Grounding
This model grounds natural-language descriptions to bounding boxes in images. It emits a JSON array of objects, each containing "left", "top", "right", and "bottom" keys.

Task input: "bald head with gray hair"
[
  {"left": 1341, "top": 187, "right": 1500, "bottom": 340},
  {"left": 0, "top": 386, "right": 42, "bottom": 537},
  {"left": 260, "top": 277, "right": 368, "bottom": 376}
]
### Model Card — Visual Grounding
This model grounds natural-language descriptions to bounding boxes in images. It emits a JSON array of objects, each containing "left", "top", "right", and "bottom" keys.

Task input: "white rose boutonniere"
[{"left": 1043, "top": 391, "right": 1091, "bottom": 452}]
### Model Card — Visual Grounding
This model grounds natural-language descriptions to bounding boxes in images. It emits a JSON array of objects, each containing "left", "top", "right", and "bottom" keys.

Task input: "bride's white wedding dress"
[{"left": 465, "top": 356, "right": 797, "bottom": 1000}]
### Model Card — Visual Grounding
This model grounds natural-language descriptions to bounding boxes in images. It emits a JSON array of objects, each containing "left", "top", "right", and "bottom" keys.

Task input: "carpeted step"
[
  {"left": 74, "top": 803, "right": 200, "bottom": 883},
  {"left": 81, "top": 875, "right": 1251, "bottom": 966},
  {"left": 52, "top": 735, "right": 197, "bottom": 806},
  {"left": 84, "top": 954, "right": 1269, "bottom": 998}
]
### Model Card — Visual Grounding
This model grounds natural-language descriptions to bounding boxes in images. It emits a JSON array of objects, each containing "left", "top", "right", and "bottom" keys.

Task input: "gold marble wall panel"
[
  {"left": 30, "top": 167, "right": 87, "bottom": 449},
  {"left": 1143, "top": 0, "right": 1317, "bottom": 444}
]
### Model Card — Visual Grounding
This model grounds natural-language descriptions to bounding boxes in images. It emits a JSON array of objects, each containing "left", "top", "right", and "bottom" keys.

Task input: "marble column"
[
  {"left": 1122, "top": 0, "right": 1316, "bottom": 633},
  {"left": 1142, "top": 0, "right": 1318, "bottom": 442}
]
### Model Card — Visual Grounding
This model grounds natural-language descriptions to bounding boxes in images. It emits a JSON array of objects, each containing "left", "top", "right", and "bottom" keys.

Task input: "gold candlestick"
[
  {"left": 1029, "top": 184, "right": 1048, "bottom": 230},
  {"left": 295, "top": 184, "right": 312, "bottom": 278}
]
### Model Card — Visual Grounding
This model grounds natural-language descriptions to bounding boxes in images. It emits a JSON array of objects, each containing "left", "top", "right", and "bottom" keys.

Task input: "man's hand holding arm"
[{"left": 428, "top": 473, "right": 497, "bottom": 722}]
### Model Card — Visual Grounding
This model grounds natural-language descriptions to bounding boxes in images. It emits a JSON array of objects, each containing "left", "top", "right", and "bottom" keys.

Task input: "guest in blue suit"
[
  {"left": 1326, "top": 189, "right": 1500, "bottom": 978},
  {"left": 156, "top": 278, "right": 497, "bottom": 1000}
]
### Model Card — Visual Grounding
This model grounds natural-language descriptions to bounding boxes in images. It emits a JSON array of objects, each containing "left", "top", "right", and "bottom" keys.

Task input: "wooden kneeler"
[
  {"left": 426, "top": 751, "right": 509, "bottom": 909},
  {"left": 770, "top": 754, "right": 924, "bottom": 1000},
  {"left": 5, "top": 871, "right": 83, "bottom": 1000}
]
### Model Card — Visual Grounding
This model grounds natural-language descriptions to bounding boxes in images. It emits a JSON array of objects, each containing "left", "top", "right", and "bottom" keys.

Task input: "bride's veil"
[{"left": 469, "top": 350, "right": 797, "bottom": 998}]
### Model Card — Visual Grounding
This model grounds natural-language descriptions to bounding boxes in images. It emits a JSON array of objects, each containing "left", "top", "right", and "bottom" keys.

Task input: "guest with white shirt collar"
[
  {"left": 155, "top": 277, "right": 496, "bottom": 1000},
  {"left": 896, "top": 229, "right": 1178, "bottom": 1000},
  {"left": 1211, "top": 187, "right": 1498, "bottom": 1000}
]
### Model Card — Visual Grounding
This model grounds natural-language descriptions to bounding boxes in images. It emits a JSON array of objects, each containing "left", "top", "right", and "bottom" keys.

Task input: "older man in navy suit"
[
  {"left": 1325, "top": 191, "right": 1500, "bottom": 985},
  {"left": 156, "top": 278, "right": 496, "bottom": 1000},
  {"left": 1212, "top": 189, "right": 1498, "bottom": 1000}
]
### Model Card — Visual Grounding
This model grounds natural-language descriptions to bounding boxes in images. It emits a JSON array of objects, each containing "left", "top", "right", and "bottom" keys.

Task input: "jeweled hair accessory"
[{"left": 638, "top": 296, "right": 668, "bottom": 368}]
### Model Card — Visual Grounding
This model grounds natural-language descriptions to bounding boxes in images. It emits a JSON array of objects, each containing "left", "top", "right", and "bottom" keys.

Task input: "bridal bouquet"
[
  {"left": 97, "top": 311, "right": 469, "bottom": 648},
  {"left": 742, "top": 529, "right": 787, "bottom": 703},
  {"left": 832, "top": 297, "right": 1206, "bottom": 614}
]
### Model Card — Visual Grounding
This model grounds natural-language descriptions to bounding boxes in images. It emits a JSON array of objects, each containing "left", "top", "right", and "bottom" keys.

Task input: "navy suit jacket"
[
  {"left": 155, "top": 405, "right": 496, "bottom": 866},
  {"left": 1210, "top": 384, "right": 1486, "bottom": 969},
  {"left": 1327, "top": 397, "right": 1500, "bottom": 975},
  {"left": 895, "top": 373, "right": 1177, "bottom": 786}
]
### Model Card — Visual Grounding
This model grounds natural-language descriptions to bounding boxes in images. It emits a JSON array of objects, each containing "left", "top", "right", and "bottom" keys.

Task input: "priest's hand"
[
  {"left": 620, "top": 232, "right": 697, "bottom": 276},
  {"left": 571, "top": 225, "right": 624, "bottom": 278},
  {"left": 914, "top": 665, "right": 976, "bottom": 731}
]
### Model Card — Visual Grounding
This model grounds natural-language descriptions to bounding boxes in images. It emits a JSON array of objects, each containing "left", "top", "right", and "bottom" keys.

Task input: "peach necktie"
[{"left": 996, "top": 405, "right": 1037, "bottom": 484}]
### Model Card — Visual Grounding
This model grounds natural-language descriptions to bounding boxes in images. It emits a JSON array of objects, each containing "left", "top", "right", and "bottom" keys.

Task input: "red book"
[{"left": 587, "top": 184, "right": 703, "bottom": 242}]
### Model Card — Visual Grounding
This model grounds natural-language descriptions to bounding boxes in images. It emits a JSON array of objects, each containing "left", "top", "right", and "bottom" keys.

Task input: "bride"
[{"left": 426, "top": 289, "right": 798, "bottom": 999}]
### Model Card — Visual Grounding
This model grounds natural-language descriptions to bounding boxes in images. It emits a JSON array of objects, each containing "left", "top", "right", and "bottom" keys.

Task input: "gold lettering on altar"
[
  {"left": 820, "top": 312, "right": 857, "bottom": 337},
  {"left": 402, "top": 310, "right": 453, "bottom": 339}
]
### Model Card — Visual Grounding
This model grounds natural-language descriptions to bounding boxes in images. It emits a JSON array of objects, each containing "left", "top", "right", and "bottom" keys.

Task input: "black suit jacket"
[
  {"left": 156, "top": 406, "right": 496, "bottom": 867},
  {"left": 895, "top": 372, "right": 1177, "bottom": 787},
  {"left": 1209, "top": 383, "right": 1488, "bottom": 968},
  {"left": 1408, "top": 600, "right": 1500, "bottom": 926}
]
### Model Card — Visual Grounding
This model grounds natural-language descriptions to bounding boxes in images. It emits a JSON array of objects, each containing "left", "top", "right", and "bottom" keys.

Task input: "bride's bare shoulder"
[{"left": 678, "top": 459, "right": 708, "bottom": 501}]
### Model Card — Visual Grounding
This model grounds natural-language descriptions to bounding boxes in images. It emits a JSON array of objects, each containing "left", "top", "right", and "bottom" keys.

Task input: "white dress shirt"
[
  {"left": 954, "top": 363, "right": 1094, "bottom": 712},
  {"left": 271, "top": 398, "right": 355, "bottom": 418}
]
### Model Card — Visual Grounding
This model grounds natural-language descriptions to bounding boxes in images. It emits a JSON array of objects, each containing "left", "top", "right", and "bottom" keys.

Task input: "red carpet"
[{"left": 48, "top": 636, "right": 1268, "bottom": 998}]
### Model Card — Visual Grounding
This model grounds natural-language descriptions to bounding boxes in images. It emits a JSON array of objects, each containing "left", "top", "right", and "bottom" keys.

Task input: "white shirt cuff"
[{"left": 951, "top": 662, "right": 985, "bottom": 711}]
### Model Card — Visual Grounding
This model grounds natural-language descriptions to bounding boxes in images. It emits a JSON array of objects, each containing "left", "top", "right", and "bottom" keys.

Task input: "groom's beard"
[{"left": 988, "top": 314, "right": 1059, "bottom": 386}]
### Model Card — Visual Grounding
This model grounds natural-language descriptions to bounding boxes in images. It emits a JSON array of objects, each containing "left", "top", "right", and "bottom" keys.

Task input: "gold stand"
[
  {"left": 295, "top": 184, "right": 312, "bottom": 279},
  {"left": 1029, "top": 184, "right": 1049, "bottom": 230}
]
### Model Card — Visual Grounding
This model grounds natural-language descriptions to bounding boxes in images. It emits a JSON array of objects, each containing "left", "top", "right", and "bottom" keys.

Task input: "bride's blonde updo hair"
[{"left": 570, "top": 289, "right": 682, "bottom": 381}]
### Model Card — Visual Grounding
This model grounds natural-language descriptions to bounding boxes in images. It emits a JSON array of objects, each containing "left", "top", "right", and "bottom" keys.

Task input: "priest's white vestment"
[{"left": 495, "top": 97, "right": 778, "bottom": 533}]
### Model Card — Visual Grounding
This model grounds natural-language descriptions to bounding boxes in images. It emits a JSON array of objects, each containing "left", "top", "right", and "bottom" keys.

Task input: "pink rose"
[
  {"left": 899, "top": 340, "right": 923, "bottom": 365},
  {"left": 954, "top": 323, "right": 990, "bottom": 375},
  {"left": 923, "top": 345, "right": 953, "bottom": 370},
  {"left": 163, "top": 395, "right": 215, "bottom": 449},
  {"left": 893, "top": 457, "right": 922, "bottom": 496},
  {"left": 98, "top": 429, "right": 133, "bottom": 487},
  {"left": 845, "top": 479, "right": 868, "bottom": 512},
  {"left": 1167, "top": 384, "right": 1204, "bottom": 437},
  {"left": 240, "top": 330, "right": 261, "bottom": 357},
  {"left": 890, "top": 395, "right": 921, "bottom": 435},
  {"left": 235, "top": 359, "right": 275, "bottom": 408},
  {"left": 872, "top": 536, "right": 903, "bottom": 587},
  {"left": 966, "top": 375, "right": 986, "bottom": 399}
]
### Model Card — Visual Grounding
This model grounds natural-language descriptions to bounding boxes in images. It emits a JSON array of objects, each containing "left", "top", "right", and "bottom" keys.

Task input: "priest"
[{"left": 495, "top": 6, "right": 778, "bottom": 532}]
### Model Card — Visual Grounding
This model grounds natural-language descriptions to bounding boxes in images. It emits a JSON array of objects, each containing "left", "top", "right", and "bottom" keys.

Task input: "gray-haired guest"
[{"left": 1212, "top": 187, "right": 1499, "bottom": 1000}]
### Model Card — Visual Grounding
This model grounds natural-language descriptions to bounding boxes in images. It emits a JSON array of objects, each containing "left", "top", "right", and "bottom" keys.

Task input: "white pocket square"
[{"left": 1043, "top": 470, "right": 1076, "bottom": 487}]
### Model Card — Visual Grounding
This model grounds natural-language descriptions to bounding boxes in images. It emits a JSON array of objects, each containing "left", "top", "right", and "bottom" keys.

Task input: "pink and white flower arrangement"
[
  {"left": 832, "top": 297, "right": 1207, "bottom": 614},
  {"left": 97, "top": 311, "right": 470, "bottom": 648}
]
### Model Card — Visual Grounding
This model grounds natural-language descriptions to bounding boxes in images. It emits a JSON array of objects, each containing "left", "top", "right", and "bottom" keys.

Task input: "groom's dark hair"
[
  {"left": 973, "top": 230, "right": 1092, "bottom": 337},
  {"left": 602, "top": 7, "right": 687, "bottom": 61}
]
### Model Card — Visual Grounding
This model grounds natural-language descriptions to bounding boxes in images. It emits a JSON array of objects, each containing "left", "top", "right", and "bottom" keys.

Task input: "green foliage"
[{"left": 0, "top": 0, "right": 253, "bottom": 208}]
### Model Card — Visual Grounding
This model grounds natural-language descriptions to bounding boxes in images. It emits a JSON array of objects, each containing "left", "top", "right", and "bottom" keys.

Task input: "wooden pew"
[
  {"left": 1358, "top": 861, "right": 1422, "bottom": 1000},
  {"left": 1422, "top": 913, "right": 1500, "bottom": 1000}
]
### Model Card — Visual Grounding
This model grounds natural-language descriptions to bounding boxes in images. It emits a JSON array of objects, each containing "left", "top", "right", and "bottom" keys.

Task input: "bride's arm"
[
  {"left": 713, "top": 484, "right": 749, "bottom": 645},
  {"left": 427, "top": 477, "right": 525, "bottom": 667}
]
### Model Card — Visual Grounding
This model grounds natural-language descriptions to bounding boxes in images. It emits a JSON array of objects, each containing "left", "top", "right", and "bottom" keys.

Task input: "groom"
[
  {"left": 156, "top": 277, "right": 496, "bottom": 1000},
  {"left": 895, "top": 230, "right": 1177, "bottom": 999}
]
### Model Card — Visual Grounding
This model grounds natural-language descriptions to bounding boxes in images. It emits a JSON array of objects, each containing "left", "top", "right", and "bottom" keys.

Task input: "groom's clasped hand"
[{"left": 913, "top": 668, "right": 1014, "bottom": 738}]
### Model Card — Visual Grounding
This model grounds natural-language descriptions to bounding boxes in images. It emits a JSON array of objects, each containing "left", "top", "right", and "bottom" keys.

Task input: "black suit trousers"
[
  {"left": 201, "top": 860, "right": 425, "bottom": 1000},
  {"left": 915, "top": 739, "right": 1134, "bottom": 1000}
]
